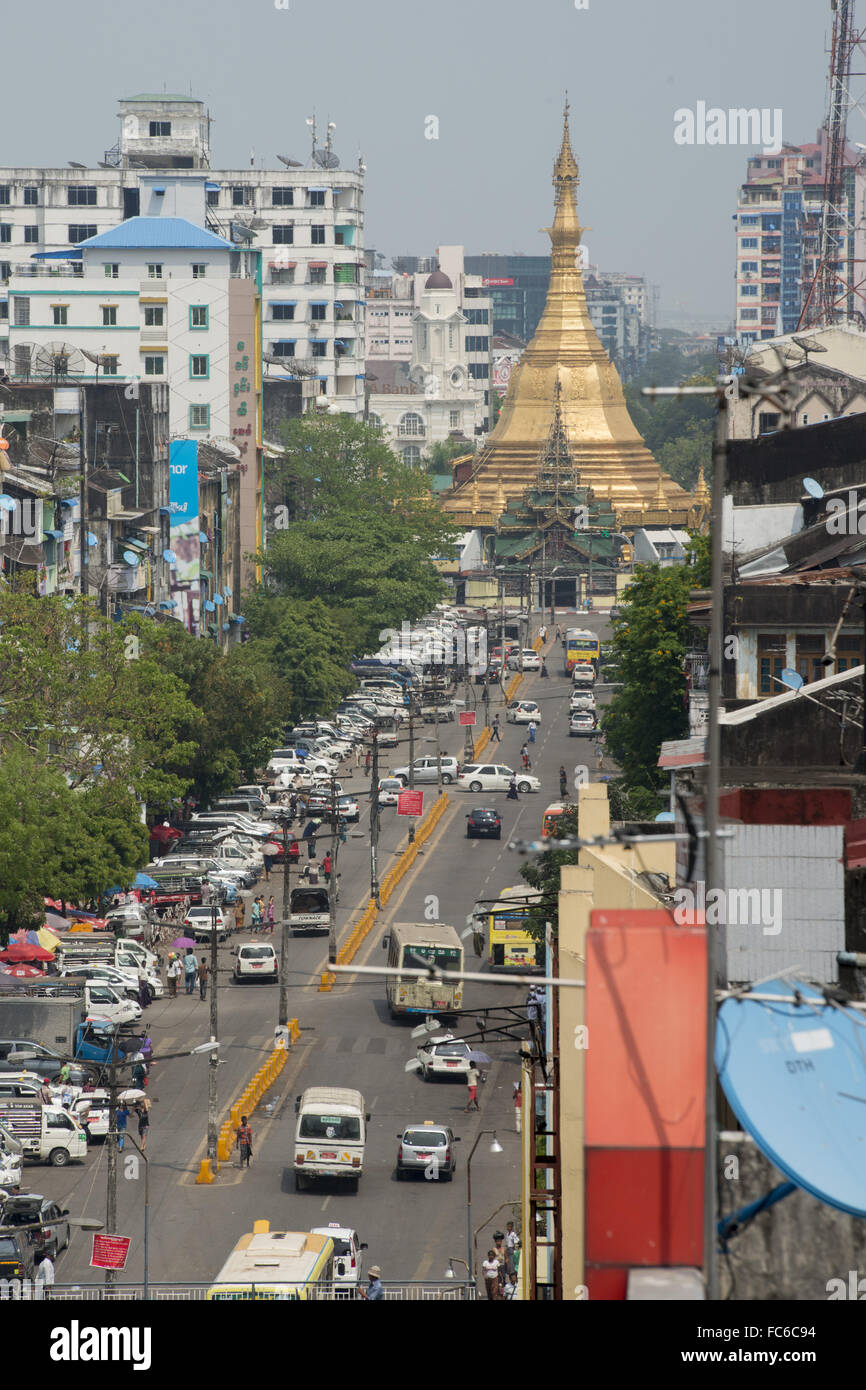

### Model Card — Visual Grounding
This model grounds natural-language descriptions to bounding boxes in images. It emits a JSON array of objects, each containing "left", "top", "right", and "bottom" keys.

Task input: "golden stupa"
[{"left": 443, "top": 105, "right": 692, "bottom": 528}]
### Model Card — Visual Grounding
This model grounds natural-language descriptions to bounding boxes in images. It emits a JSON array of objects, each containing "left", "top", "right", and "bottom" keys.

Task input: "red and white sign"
[
  {"left": 483, "top": 277, "right": 514, "bottom": 286},
  {"left": 90, "top": 1234, "right": 131, "bottom": 1270},
  {"left": 458, "top": 710, "right": 477, "bottom": 726},
  {"left": 397, "top": 790, "right": 424, "bottom": 817}
]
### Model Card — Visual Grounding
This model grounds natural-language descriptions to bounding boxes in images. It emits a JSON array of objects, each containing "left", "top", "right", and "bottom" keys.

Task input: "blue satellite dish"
[
  {"left": 0, "top": 496, "right": 16, "bottom": 512},
  {"left": 717, "top": 977, "right": 866, "bottom": 1216},
  {"left": 122, "top": 551, "right": 139, "bottom": 566},
  {"left": 204, "top": 599, "right": 216, "bottom": 612},
  {"left": 803, "top": 477, "right": 824, "bottom": 500},
  {"left": 212, "top": 593, "right": 224, "bottom": 606},
  {"left": 163, "top": 549, "right": 177, "bottom": 564},
  {"left": 654, "top": 811, "right": 675, "bottom": 822},
  {"left": 224, "top": 586, "right": 232, "bottom": 598},
  {"left": 199, "top": 532, "right": 209, "bottom": 543},
  {"left": 778, "top": 668, "right": 804, "bottom": 690},
  {"left": 86, "top": 532, "right": 97, "bottom": 547}
]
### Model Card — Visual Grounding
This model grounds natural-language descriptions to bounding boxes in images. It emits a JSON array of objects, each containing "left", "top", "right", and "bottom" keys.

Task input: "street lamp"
[{"left": 466, "top": 1130, "right": 508, "bottom": 1283}]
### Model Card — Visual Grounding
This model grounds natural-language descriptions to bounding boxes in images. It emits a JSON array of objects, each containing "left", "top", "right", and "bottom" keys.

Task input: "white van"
[
  {"left": 293, "top": 1086, "right": 368, "bottom": 1192},
  {"left": 0, "top": 1099, "right": 87, "bottom": 1167}
]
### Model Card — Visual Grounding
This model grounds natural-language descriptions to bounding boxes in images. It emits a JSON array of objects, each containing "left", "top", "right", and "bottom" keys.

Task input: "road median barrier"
[
  {"left": 199, "top": 1025, "right": 300, "bottom": 1177},
  {"left": 319, "top": 792, "right": 451, "bottom": 991}
]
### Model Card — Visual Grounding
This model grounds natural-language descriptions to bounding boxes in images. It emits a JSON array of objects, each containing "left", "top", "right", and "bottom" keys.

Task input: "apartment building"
[{"left": 0, "top": 94, "right": 366, "bottom": 416}]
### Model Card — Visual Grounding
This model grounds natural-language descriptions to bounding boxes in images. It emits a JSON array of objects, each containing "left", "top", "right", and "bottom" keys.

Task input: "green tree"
[
  {"left": 243, "top": 595, "right": 355, "bottom": 727},
  {"left": 423, "top": 437, "right": 474, "bottom": 475},
  {"left": 685, "top": 529, "right": 711, "bottom": 587},
  {"left": 519, "top": 805, "right": 583, "bottom": 944},
  {"left": 625, "top": 363, "right": 715, "bottom": 492},
  {"left": 601, "top": 565, "right": 691, "bottom": 791}
]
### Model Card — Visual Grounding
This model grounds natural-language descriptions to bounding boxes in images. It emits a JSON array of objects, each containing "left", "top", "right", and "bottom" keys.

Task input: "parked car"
[
  {"left": 0, "top": 1231, "right": 36, "bottom": 1281},
  {"left": 457, "top": 764, "right": 541, "bottom": 794},
  {"left": 465, "top": 807, "right": 502, "bottom": 839},
  {"left": 0, "top": 1193, "right": 70, "bottom": 1262},
  {"left": 569, "top": 711, "right": 596, "bottom": 737},
  {"left": 336, "top": 795, "right": 360, "bottom": 822},
  {"left": 392, "top": 756, "right": 459, "bottom": 786},
  {"left": 182, "top": 905, "right": 233, "bottom": 941},
  {"left": 506, "top": 700, "right": 542, "bottom": 724},
  {"left": 395, "top": 1121, "right": 460, "bottom": 1180},
  {"left": 0, "top": 1042, "right": 90, "bottom": 1086},
  {"left": 377, "top": 777, "right": 403, "bottom": 807},
  {"left": 506, "top": 650, "right": 541, "bottom": 671},
  {"left": 233, "top": 942, "right": 278, "bottom": 983}
]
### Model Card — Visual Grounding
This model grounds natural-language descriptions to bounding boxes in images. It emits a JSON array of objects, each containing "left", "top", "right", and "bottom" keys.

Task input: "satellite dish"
[
  {"left": 277, "top": 155, "right": 302, "bottom": 168},
  {"left": 717, "top": 977, "right": 866, "bottom": 1216},
  {"left": 212, "top": 594, "right": 224, "bottom": 606},
  {"left": 312, "top": 147, "right": 340, "bottom": 169},
  {"left": 162, "top": 549, "right": 177, "bottom": 564},
  {"left": 122, "top": 551, "right": 139, "bottom": 566},
  {"left": 791, "top": 335, "right": 828, "bottom": 354},
  {"left": 803, "top": 477, "right": 824, "bottom": 499},
  {"left": 778, "top": 668, "right": 804, "bottom": 690},
  {"left": 204, "top": 599, "right": 216, "bottom": 612},
  {"left": 33, "top": 343, "right": 87, "bottom": 382},
  {"left": 654, "top": 811, "right": 675, "bottom": 822}
]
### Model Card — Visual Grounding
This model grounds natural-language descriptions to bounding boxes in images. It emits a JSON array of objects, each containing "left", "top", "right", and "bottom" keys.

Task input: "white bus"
[{"left": 382, "top": 921, "right": 464, "bottom": 1019}]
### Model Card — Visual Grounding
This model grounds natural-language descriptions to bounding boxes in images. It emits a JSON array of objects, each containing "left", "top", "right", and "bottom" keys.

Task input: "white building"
[
  {"left": 0, "top": 94, "right": 366, "bottom": 416},
  {"left": 366, "top": 247, "right": 491, "bottom": 463}
]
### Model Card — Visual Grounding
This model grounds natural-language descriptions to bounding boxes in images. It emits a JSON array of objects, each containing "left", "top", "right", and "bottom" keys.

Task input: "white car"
[
  {"left": 0, "top": 1150, "right": 23, "bottom": 1189},
  {"left": 416, "top": 1034, "right": 472, "bottom": 1082},
  {"left": 569, "top": 690, "right": 596, "bottom": 712},
  {"left": 506, "top": 700, "right": 542, "bottom": 724},
  {"left": 506, "top": 649, "right": 541, "bottom": 671},
  {"left": 569, "top": 711, "right": 596, "bottom": 737},
  {"left": 183, "top": 905, "right": 233, "bottom": 941},
  {"left": 71, "top": 1089, "right": 111, "bottom": 1140},
  {"left": 572, "top": 663, "right": 596, "bottom": 686},
  {"left": 233, "top": 941, "right": 278, "bottom": 983},
  {"left": 457, "top": 763, "right": 541, "bottom": 794},
  {"left": 59, "top": 963, "right": 141, "bottom": 1001},
  {"left": 311, "top": 1224, "right": 368, "bottom": 1286},
  {"left": 377, "top": 777, "right": 403, "bottom": 806}
]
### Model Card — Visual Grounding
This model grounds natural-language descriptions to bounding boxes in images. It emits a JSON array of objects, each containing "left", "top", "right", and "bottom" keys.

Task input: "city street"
[{"left": 31, "top": 614, "right": 611, "bottom": 1291}]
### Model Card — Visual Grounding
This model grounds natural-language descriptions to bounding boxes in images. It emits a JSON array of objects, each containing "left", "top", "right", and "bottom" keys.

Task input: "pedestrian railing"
[{"left": 40, "top": 1280, "right": 475, "bottom": 1301}]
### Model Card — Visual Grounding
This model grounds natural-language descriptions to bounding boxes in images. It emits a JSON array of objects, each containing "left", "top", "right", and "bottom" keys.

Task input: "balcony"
[{"left": 141, "top": 326, "right": 168, "bottom": 344}]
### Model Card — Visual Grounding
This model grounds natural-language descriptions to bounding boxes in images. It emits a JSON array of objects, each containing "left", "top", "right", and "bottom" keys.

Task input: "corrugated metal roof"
[
  {"left": 719, "top": 664, "right": 864, "bottom": 726},
  {"left": 78, "top": 217, "right": 234, "bottom": 251}
]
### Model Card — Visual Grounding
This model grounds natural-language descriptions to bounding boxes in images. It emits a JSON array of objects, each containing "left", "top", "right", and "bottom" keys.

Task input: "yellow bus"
[
  {"left": 565, "top": 627, "right": 600, "bottom": 672},
  {"left": 207, "top": 1222, "right": 334, "bottom": 1300},
  {"left": 383, "top": 921, "right": 464, "bottom": 1018},
  {"left": 487, "top": 886, "right": 544, "bottom": 973}
]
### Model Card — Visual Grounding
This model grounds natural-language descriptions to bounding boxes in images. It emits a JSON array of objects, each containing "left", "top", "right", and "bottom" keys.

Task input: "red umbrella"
[
  {"left": 0, "top": 943, "right": 55, "bottom": 962},
  {"left": 1, "top": 963, "right": 44, "bottom": 978}
]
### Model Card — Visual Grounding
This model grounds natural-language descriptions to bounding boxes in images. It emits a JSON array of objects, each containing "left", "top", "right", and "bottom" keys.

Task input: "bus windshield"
[
  {"left": 403, "top": 945, "right": 461, "bottom": 968},
  {"left": 299, "top": 1115, "right": 361, "bottom": 1141}
]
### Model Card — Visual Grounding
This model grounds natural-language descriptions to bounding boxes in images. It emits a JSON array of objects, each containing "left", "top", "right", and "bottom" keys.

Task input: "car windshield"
[
  {"left": 240, "top": 947, "right": 274, "bottom": 960},
  {"left": 404, "top": 1130, "right": 447, "bottom": 1147},
  {"left": 433, "top": 1042, "right": 469, "bottom": 1058},
  {"left": 299, "top": 1115, "right": 361, "bottom": 1141},
  {"left": 0, "top": 1238, "right": 19, "bottom": 1255}
]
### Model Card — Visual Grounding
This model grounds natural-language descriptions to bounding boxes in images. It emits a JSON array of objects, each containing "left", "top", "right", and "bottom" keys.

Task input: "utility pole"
[
  {"left": 278, "top": 809, "right": 293, "bottom": 1027},
  {"left": 78, "top": 385, "right": 88, "bottom": 599},
  {"left": 370, "top": 731, "right": 381, "bottom": 906},
  {"left": 328, "top": 773, "right": 339, "bottom": 964},
  {"left": 206, "top": 902, "right": 219, "bottom": 1172},
  {"left": 408, "top": 695, "right": 417, "bottom": 842},
  {"left": 104, "top": 1045, "right": 117, "bottom": 1288},
  {"left": 499, "top": 572, "right": 507, "bottom": 705},
  {"left": 463, "top": 671, "right": 475, "bottom": 766}
]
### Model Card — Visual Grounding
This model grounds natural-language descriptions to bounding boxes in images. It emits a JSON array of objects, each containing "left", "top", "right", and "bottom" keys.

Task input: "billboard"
[
  {"left": 169, "top": 439, "right": 200, "bottom": 634},
  {"left": 482, "top": 277, "right": 514, "bottom": 286}
]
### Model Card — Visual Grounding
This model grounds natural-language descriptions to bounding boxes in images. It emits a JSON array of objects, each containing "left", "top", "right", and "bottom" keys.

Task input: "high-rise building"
[
  {"left": 733, "top": 137, "right": 866, "bottom": 341},
  {"left": 464, "top": 254, "right": 551, "bottom": 343},
  {"left": 0, "top": 95, "right": 366, "bottom": 415}
]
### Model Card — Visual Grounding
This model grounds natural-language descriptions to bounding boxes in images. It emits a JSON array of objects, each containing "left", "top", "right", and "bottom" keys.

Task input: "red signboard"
[
  {"left": 482, "top": 277, "right": 514, "bottom": 286},
  {"left": 458, "top": 710, "right": 477, "bottom": 726},
  {"left": 397, "top": 790, "right": 424, "bottom": 817},
  {"left": 90, "top": 1234, "right": 131, "bottom": 1270}
]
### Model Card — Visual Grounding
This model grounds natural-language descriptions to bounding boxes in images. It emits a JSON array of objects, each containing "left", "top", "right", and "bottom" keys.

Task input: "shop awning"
[{"left": 309, "top": 261, "right": 327, "bottom": 269}]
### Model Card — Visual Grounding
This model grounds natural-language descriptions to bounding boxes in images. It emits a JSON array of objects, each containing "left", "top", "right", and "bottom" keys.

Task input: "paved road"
[{"left": 32, "top": 612, "right": 613, "bottom": 1292}]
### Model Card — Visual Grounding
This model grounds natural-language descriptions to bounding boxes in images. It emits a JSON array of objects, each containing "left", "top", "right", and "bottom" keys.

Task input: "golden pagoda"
[{"left": 443, "top": 104, "right": 691, "bottom": 527}]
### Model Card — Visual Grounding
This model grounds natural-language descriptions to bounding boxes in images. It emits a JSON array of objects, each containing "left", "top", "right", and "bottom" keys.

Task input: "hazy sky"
[{"left": 4, "top": 0, "right": 843, "bottom": 326}]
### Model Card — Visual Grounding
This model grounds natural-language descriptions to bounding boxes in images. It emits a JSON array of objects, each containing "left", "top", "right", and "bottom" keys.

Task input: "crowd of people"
[{"left": 482, "top": 1223, "right": 521, "bottom": 1299}]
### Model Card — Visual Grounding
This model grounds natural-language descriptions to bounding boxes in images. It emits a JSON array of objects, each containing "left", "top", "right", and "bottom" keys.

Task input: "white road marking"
[{"left": 321, "top": 1195, "right": 331, "bottom": 1211}]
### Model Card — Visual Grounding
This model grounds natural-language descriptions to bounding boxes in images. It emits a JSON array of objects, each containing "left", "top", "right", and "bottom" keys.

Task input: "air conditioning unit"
[{"left": 105, "top": 490, "right": 125, "bottom": 517}]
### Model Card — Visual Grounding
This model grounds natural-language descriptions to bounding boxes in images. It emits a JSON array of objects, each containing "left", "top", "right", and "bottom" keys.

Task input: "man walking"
[
  {"left": 359, "top": 1265, "right": 384, "bottom": 1301},
  {"left": 183, "top": 947, "right": 198, "bottom": 995},
  {"left": 354, "top": 742, "right": 363, "bottom": 768},
  {"left": 116, "top": 1103, "right": 130, "bottom": 1153},
  {"left": 303, "top": 818, "right": 317, "bottom": 859},
  {"left": 198, "top": 958, "right": 209, "bottom": 1001},
  {"left": 491, "top": 715, "right": 501, "bottom": 742},
  {"left": 464, "top": 1063, "right": 480, "bottom": 1112},
  {"left": 528, "top": 719, "right": 537, "bottom": 744},
  {"left": 236, "top": 1115, "right": 253, "bottom": 1167},
  {"left": 166, "top": 953, "right": 181, "bottom": 998}
]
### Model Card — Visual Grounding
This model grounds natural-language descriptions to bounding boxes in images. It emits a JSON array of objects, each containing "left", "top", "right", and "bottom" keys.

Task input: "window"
[
  {"left": 0, "top": 263, "right": 10, "bottom": 283},
  {"left": 101, "top": 356, "right": 119, "bottom": 376},
  {"left": 309, "top": 265, "right": 327, "bottom": 284},
  {"left": 23, "top": 226, "right": 38, "bottom": 244},
  {"left": 466, "top": 335, "right": 489, "bottom": 352},
  {"left": 309, "top": 190, "right": 326, "bottom": 207},
  {"left": 189, "top": 403, "right": 210, "bottom": 429},
  {"left": 740, "top": 262, "right": 758, "bottom": 273},
  {"left": 104, "top": 263, "right": 119, "bottom": 278},
  {"left": 144, "top": 305, "right": 164, "bottom": 327},
  {"left": 758, "top": 412, "right": 780, "bottom": 432},
  {"left": 450, "top": 410, "right": 460, "bottom": 429},
  {"left": 190, "top": 354, "right": 209, "bottom": 378},
  {"left": 311, "top": 303, "right": 326, "bottom": 321},
  {"left": 144, "top": 355, "right": 164, "bottom": 376},
  {"left": 272, "top": 188, "right": 294, "bottom": 207},
  {"left": 270, "top": 266, "right": 295, "bottom": 285},
  {"left": 206, "top": 188, "right": 220, "bottom": 206},
  {"left": 272, "top": 303, "right": 294, "bottom": 320},
  {"left": 149, "top": 121, "right": 171, "bottom": 137},
  {"left": 740, "top": 309, "right": 758, "bottom": 320},
  {"left": 51, "top": 305, "right": 68, "bottom": 326},
  {"left": 469, "top": 362, "right": 489, "bottom": 379},
  {"left": 757, "top": 633, "right": 786, "bottom": 695},
  {"left": 398, "top": 412, "right": 424, "bottom": 437},
  {"left": 69, "top": 225, "right": 96, "bottom": 243},
  {"left": 273, "top": 225, "right": 294, "bottom": 244},
  {"left": 67, "top": 186, "right": 97, "bottom": 206},
  {"left": 367, "top": 413, "right": 382, "bottom": 429},
  {"left": 232, "top": 186, "right": 254, "bottom": 207},
  {"left": 836, "top": 634, "right": 865, "bottom": 672},
  {"left": 401, "top": 445, "right": 421, "bottom": 465},
  {"left": 795, "top": 634, "right": 826, "bottom": 684},
  {"left": 0, "top": 187, "right": 8, "bottom": 205},
  {"left": 311, "top": 225, "right": 325, "bottom": 245},
  {"left": 101, "top": 305, "right": 117, "bottom": 326},
  {"left": 190, "top": 305, "right": 208, "bottom": 329},
  {"left": 273, "top": 341, "right": 295, "bottom": 356},
  {"left": 192, "top": 263, "right": 206, "bottom": 279},
  {"left": 740, "top": 285, "right": 758, "bottom": 296},
  {"left": 147, "top": 264, "right": 163, "bottom": 279},
  {"left": 311, "top": 341, "right": 326, "bottom": 358},
  {"left": 0, "top": 226, "right": 10, "bottom": 243},
  {"left": 741, "top": 237, "right": 758, "bottom": 249},
  {"left": 13, "top": 297, "right": 29, "bottom": 326},
  {"left": 23, "top": 187, "right": 38, "bottom": 206}
]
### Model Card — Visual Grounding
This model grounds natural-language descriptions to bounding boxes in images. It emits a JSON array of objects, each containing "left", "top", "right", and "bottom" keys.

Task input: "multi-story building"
[
  {"left": 0, "top": 94, "right": 366, "bottom": 416},
  {"left": 365, "top": 247, "right": 491, "bottom": 460},
  {"left": 464, "top": 253, "right": 552, "bottom": 343},
  {"left": 733, "top": 136, "right": 866, "bottom": 341}
]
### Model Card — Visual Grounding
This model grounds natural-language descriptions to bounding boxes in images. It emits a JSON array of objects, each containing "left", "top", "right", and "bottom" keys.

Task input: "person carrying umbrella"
[
  {"left": 135, "top": 1099, "right": 150, "bottom": 1152},
  {"left": 166, "top": 953, "right": 181, "bottom": 998}
]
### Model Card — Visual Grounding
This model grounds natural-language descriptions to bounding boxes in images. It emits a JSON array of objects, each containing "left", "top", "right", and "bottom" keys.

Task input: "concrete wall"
[{"left": 718, "top": 1131, "right": 866, "bottom": 1300}]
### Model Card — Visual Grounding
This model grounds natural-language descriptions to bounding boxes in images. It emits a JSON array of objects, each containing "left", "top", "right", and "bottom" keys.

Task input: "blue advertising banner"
[{"left": 169, "top": 440, "right": 200, "bottom": 632}]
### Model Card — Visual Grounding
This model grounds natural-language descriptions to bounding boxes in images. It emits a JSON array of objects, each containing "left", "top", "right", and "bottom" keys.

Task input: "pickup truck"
[{"left": 0, "top": 1098, "right": 87, "bottom": 1167}]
